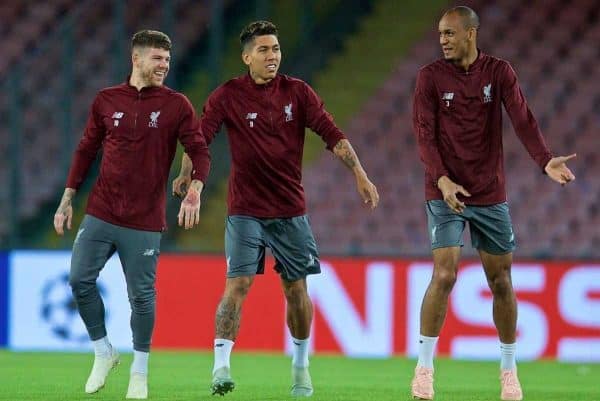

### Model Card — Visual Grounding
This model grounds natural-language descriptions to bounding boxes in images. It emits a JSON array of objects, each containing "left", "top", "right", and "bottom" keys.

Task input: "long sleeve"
[
  {"left": 200, "top": 87, "right": 227, "bottom": 147},
  {"left": 177, "top": 95, "right": 210, "bottom": 183},
  {"left": 413, "top": 67, "right": 448, "bottom": 185},
  {"left": 500, "top": 61, "right": 553, "bottom": 171},
  {"left": 303, "top": 83, "right": 346, "bottom": 150},
  {"left": 66, "top": 96, "right": 106, "bottom": 189}
]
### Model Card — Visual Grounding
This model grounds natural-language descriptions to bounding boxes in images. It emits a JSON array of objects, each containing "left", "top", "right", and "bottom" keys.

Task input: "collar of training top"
[
  {"left": 244, "top": 72, "right": 280, "bottom": 89},
  {"left": 445, "top": 48, "right": 485, "bottom": 73},
  {"left": 123, "top": 75, "right": 166, "bottom": 94}
]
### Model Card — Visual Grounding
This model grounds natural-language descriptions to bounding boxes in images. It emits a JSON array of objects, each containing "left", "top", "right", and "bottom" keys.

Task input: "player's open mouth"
[
  {"left": 154, "top": 71, "right": 166, "bottom": 78},
  {"left": 266, "top": 64, "right": 277, "bottom": 72}
]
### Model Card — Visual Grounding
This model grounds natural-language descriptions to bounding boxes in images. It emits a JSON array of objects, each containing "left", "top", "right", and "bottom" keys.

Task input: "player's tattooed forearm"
[
  {"left": 56, "top": 190, "right": 74, "bottom": 214},
  {"left": 335, "top": 141, "right": 357, "bottom": 169},
  {"left": 215, "top": 299, "right": 240, "bottom": 339},
  {"left": 58, "top": 199, "right": 71, "bottom": 210},
  {"left": 180, "top": 153, "right": 193, "bottom": 176},
  {"left": 60, "top": 189, "right": 75, "bottom": 204},
  {"left": 342, "top": 152, "right": 357, "bottom": 169}
]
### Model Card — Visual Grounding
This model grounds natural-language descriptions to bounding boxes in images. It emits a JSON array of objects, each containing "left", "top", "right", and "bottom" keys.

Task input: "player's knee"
[
  {"left": 224, "top": 279, "right": 251, "bottom": 301},
  {"left": 129, "top": 289, "right": 156, "bottom": 314},
  {"left": 69, "top": 273, "right": 95, "bottom": 299},
  {"left": 432, "top": 269, "right": 457, "bottom": 291},
  {"left": 283, "top": 283, "right": 309, "bottom": 304},
  {"left": 68, "top": 274, "right": 82, "bottom": 292},
  {"left": 232, "top": 285, "right": 250, "bottom": 301},
  {"left": 487, "top": 272, "right": 512, "bottom": 297}
]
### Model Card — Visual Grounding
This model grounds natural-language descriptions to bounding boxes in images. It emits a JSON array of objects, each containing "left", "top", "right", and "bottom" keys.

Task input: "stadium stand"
[
  {"left": 0, "top": 0, "right": 224, "bottom": 246},
  {"left": 1, "top": 0, "right": 597, "bottom": 259},
  {"left": 304, "top": 0, "right": 599, "bottom": 258}
]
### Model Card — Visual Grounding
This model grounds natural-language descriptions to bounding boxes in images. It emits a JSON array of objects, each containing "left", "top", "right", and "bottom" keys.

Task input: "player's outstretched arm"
[
  {"left": 53, "top": 188, "right": 76, "bottom": 235},
  {"left": 544, "top": 154, "right": 576, "bottom": 185},
  {"left": 437, "top": 176, "right": 471, "bottom": 214},
  {"left": 333, "top": 139, "right": 379, "bottom": 210},
  {"left": 172, "top": 153, "right": 193, "bottom": 198},
  {"left": 178, "top": 179, "right": 204, "bottom": 230}
]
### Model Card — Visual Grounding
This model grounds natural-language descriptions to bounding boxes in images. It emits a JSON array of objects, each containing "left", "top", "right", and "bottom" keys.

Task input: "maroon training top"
[
  {"left": 201, "top": 73, "right": 346, "bottom": 218},
  {"left": 413, "top": 51, "right": 553, "bottom": 205},
  {"left": 66, "top": 81, "right": 210, "bottom": 232}
]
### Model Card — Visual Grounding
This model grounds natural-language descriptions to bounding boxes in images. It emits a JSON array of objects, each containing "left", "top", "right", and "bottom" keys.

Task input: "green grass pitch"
[{"left": 0, "top": 350, "right": 597, "bottom": 400}]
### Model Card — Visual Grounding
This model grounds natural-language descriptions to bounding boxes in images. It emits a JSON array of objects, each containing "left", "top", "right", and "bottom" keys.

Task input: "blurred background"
[
  {"left": 0, "top": 0, "right": 598, "bottom": 361},
  {"left": 1, "top": 0, "right": 598, "bottom": 258}
]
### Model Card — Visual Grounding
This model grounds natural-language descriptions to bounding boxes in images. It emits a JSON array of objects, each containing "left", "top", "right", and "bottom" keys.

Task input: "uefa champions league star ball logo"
[{"left": 40, "top": 273, "right": 108, "bottom": 343}]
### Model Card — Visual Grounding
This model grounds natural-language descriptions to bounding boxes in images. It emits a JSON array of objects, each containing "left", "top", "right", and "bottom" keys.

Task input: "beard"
[{"left": 141, "top": 66, "right": 167, "bottom": 87}]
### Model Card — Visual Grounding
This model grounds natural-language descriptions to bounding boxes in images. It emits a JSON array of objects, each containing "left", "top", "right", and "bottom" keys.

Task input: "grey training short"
[
  {"left": 224, "top": 215, "right": 320, "bottom": 281},
  {"left": 425, "top": 200, "right": 516, "bottom": 255}
]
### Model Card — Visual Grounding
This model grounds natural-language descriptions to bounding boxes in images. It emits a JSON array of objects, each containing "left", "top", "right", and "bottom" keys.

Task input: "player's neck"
[
  {"left": 456, "top": 47, "right": 479, "bottom": 71},
  {"left": 129, "top": 72, "right": 152, "bottom": 91},
  {"left": 250, "top": 70, "right": 273, "bottom": 85}
]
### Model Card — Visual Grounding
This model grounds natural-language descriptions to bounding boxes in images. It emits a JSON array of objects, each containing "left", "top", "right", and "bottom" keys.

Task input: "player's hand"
[
  {"left": 53, "top": 189, "right": 75, "bottom": 235},
  {"left": 356, "top": 175, "right": 380, "bottom": 210},
  {"left": 437, "top": 176, "right": 470, "bottom": 214},
  {"left": 172, "top": 174, "right": 191, "bottom": 198},
  {"left": 178, "top": 182, "right": 202, "bottom": 229},
  {"left": 54, "top": 205, "right": 73, "bottom": 235},
  {"left": 544, "top": 154, "right": 576, "bottom": 185}
]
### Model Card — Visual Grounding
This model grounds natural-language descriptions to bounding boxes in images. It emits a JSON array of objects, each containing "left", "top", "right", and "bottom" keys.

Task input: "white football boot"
[
  {"left": 126, "top": 372, "right": 148, "bottom": 399},
  {"left": 85, "top": 347, "right": 120, "bottom": 393},
  {"left": 291, "top": 366, "right": 313, "bottom": 397}
]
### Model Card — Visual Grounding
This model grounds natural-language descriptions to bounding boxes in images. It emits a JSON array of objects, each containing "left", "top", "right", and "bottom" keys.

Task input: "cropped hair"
[
  {"left": 444, "top": 6, "right": 480, "bottom": 30},
  {"left": 131, "top": 30, "right": 172, "bottom": 51},
  {"left": 240, "top": 21, "right": 278, "bottom": 50}
]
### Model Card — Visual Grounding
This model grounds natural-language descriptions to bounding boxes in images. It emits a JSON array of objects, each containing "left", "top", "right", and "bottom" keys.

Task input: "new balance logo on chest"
[
  {"left": 246, "top": 112, "right": 258, "bottom": 127},
  {"left": 112, "top": 112, "right": 124, "bottom": 126},
  {"left": 442, "top": 92, "right": 454, "bottom": 107}
]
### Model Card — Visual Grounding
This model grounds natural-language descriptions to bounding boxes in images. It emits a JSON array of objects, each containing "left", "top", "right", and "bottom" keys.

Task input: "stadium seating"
[
  {"left": 1, "top": 0, "right": 597, "bottom": 258},
  {"left": 0, "top": 0, "right": 220, "bottom": 245},
  {"left": 303, "top": 0, "right": 599, "bottom": 258}
]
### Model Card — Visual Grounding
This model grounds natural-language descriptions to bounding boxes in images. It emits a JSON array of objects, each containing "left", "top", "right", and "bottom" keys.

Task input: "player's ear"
[
  {"left": 468, "top": 27, "right": 476, "bottom": 41},
  {"left": 241, "top": 51, "right": 251, "bottom": 66},
  {"left": 132, "top": 48, "right": 140, "bottom": 66}
]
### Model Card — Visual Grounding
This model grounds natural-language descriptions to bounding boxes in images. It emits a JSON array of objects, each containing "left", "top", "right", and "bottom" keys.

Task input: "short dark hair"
[
  {"left": 444, "top": 6, "right": 480, "bottom": 30},
  {"left": 131, "top": 30, "right": 172, "bottom": 51},
  {"left": 239, "top": 20, "right": 278, "bottom": 50}
]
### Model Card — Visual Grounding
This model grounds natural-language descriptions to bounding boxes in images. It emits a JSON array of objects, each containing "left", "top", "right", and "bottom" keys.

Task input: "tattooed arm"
[
  {"left": 172, "top": 153, "right": 193, "bottom": 198},
  {"left": 333, "top": 139, "right": 380, "bottom": 209}
]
